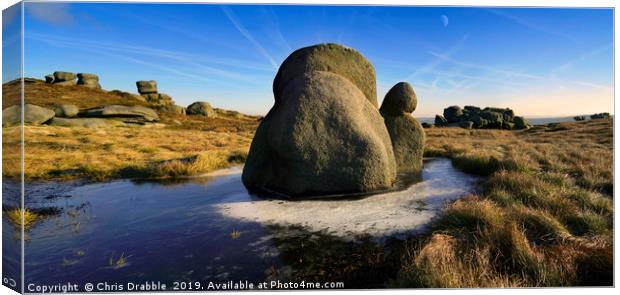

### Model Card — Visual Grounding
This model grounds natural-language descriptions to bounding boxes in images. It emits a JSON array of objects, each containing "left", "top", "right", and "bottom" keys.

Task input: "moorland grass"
[{"left": 391, "top": 119, "right": 613, "bottom": 287}]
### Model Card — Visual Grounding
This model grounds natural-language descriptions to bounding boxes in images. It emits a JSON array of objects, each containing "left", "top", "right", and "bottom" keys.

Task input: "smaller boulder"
[
  {"left": 574, "top": 116, "right": 586, "bottom": 121},
  {"left": 45, "top": 75, "right": 55, "bottom": 84},
  {"left": 513, "top": 116, "right": 530, "bottom": 129},
  {"left": 136, "top": 80, "right": 158, "bottom": 94},
  {"left": 434, "top": 114, "right": 448, "bottom": 126},
  {"left": 186, "top": 101, "right": 215, "bottom": 117},
  {"left": 421, "top": 122, "right": 433, "bottom": 128},
  {"left": 379, "top": 82, "right": 416, "bottom": 116},
  {"left": 159, "top": 104, "right": 186, "bottom": 115},
  {"left": 54, "top": 104, "right": 79, "bottom": 118}
]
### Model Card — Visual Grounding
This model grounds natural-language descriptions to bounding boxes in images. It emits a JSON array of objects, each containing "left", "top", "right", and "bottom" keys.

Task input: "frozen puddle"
[{"left": 216, "top": 158, "right": 479, "bottom": 239}]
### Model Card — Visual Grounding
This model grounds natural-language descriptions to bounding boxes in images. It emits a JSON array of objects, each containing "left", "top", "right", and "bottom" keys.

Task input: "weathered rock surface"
[
  {"left": 435, "top": 114, "right": 448, "bottom": 126},
  {"left": 186, "top": 101, "right": 215, "bottom": 117},
  {"left": 273, "top": 43, "right": 378, "bottom": 107},
  {"left": 380, "top": 82, "right": 417, "bottom": 116},
  {"left": 109, "top": 90, "right": 147, "bottom": 102},
  {"left": 136, "top": 80, "right": 157, "bottom": 94},
  {"left": 77, "top": 73, "right": 101, "bottom": 89},
  {"left": 45, "top": 75, "right": 55, "bottom": 84},
  {"left": 54, "top": 104, "right": 79, "bottom": 118},
  {"left": 443, "top": 106, "right": 463, "bottom": 123},
  {"left": 380, "top": 82, "right": 425, "bottom": 172},
  {"left": 243, "top": 70, "right": 396, "bottom": 197},
  {"left": 78, "top": 105, "right": 159, "bottom": 122},
  {"left": 47, "top": 117, "right": 124, "bottom": 128},
  {"left": 2, "top": 104, "right": 55, "bottom": 126}
]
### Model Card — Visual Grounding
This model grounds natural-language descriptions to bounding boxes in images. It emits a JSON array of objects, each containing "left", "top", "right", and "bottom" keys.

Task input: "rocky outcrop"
[
  {"left": 2, "top": 104, "right": 55, "bottom": 126},
  {"left": 574, "top": 116, "right": 586, "bottom": 121},
  {"left": 435, "top": 105, "right": 531, "bottom": 130},
  {"left": 78, "top": 105, "right": 159, "bottom": 122},
  {"left": 158, "top": 104, "right": 186, "bottom": 115},
  {"left": 380, "top": 82, "right": 425, "bottom": 172},
  {"left": 243, "top": 44, "right": 396, "bottom": 197},
  {"left": 135, "top": 80, "right": 175, "bottom": 106},
  {"left": 77, "top": 73, "right": 101, "bottom": 89},
  {"left": 186, "top": 101, "right": 215, "bottom": 117},
  {"left": 54, "top": 104, "right": 79, "bottom": 118},
  {"left": 49, "top": 71, "right": 77, "bottom": 86}
]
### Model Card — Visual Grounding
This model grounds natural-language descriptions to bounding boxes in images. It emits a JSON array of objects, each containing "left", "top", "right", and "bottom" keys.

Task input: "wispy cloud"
[
  {"left": 556, "top": 44, "right": 612, "bottom": 71},
  {"left": 404, "top": 33, "right": 469, "bottom": 81},
  {"left": 26, "top": 3, "right": 74, "bottom": 26},
  {"left": 221, "top": 5, "right": 278, "bottom": 69},
  {"left": 427, "top": 51, "right": 541, "bottom": 79},
  {"left": 263, "top": 6, "right": 292, "bottom": 55},
  {"left": 487, "top": 9, "right": 577, "bottom": 42},
  {"left": 26, "top": 32, "right": 271, "bottom": 85}
]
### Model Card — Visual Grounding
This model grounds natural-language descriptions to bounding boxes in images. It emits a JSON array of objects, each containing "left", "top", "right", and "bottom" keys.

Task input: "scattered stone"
[
  {"left": 273, "top": 43, "right": 378, "bottom": 107},
  {"left": 77, "top": 73, "right": 101, "bottom": 89},
  {"left": 186, "top": 101, "right": 215, "bottom": 117},
  {"left": 54, "top": 104, "right": 79, "bottom": 118},
  {"left": 421, "top": 122, "right": 433, "bottom": 128},
  {"left": 380, "top": 82, "right": 425, "bottom": 172},
  {"left": 136, "top": 80, "right": 157, "bottom": 94},
  {"left": 47, "top": 117, "right": 124, "bottom": 128},
  {"left": 243, "top": 51, "right": 396, "bottom": 197},
  {"left": 78, "top": 105, "right": 159, "bottom": 122},
  {"left": 2, "top": 104, "right": 55, "bottom": 126}
]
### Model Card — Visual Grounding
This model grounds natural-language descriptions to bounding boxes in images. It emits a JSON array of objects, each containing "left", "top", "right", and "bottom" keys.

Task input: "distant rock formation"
[
  {"left": 573, "top": 116, "right": 586, "bottom": 121},
  {"left": 243, "top": 43, "right": 397, "bottom": 197},
  {"left": 380, "top": 82, "right": 425, "bottom": 172},
  {"left": 51, "top": 71, "right": 77, "bottom": 86},
  {"left": 591, "top": 113, "right": 610, "bottom": 119},
  {"left": 186, "top": 101, "right": 215, "bottom": 117},
  {"left": 433, "top": 105, "right": 531, "bottom": 130},
  {"left": 77, "top": 73, "right": 101, "bottom": 89}
]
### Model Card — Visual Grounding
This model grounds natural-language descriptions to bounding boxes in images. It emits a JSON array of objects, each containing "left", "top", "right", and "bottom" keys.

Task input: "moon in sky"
[{"left": 441, "top": 14, "right": 449, "bottom": 27}]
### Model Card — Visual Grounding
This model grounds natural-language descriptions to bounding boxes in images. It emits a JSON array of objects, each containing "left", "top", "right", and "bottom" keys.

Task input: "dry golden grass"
[
  {"left": 392, "top": 119, "right": 613, "bottom": 287},
  {"left": 3, "top": 208, "right": 41, "bottom": 230},
  {"left": 2, "top": 124, "right": 254, "bottom": 180}
]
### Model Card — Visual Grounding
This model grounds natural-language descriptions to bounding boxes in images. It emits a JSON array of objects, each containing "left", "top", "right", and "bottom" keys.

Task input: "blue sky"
[{"left": 7, "top": 2, "right": 615, "bottom": 116}]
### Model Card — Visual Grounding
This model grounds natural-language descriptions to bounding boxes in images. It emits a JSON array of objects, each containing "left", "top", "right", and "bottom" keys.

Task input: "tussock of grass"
[
  {"left": 3, "top": 208, "right": 41, "bottom": 230},
  {"left": 395, "top": 119, "right": 613, "bottom": 287}
]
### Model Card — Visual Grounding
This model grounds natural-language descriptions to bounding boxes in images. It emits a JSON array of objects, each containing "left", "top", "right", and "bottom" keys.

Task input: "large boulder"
[
  {"left": 54, "top": 104, "right": 79, "bottom": 118},
  {"left": 186, "top": 101, "right": 215, "bottom": 117},
  {"left": 480, "top": 110, "right": 504, "bottom": 128},
  {"left": 136, "top": 80, "right": 157, "bottom": 94},
  {"left": 273, "top": 43, "right": 378, "bottom": 107},
  {"left": 2, "top": 104, "right": 55, "bottom": 126},
  {"left": 380, "top": 82, "right": 425, "bottom": 172},
  {"left": 443, "top": 106, "right": 463, "bottom": 123},
  {"left": 78, "top": 105, "right": 159, "bottom": 122},
  {"left": 77, "top": 73, "right": 101, "bottom": 89},
  {"left": 243, "top": 70, "right": 396, "bottom": 197},
  {"left": 158, "top": 104, "right": 186, "bottom": 115}
]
